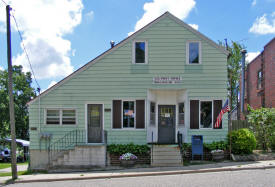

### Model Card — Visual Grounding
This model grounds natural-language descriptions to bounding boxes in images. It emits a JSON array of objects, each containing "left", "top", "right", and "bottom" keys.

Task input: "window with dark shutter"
[
  {"left": 136, "top": 100, "right": 145, "bottom": 129},
  {"left": 190, "top": 100, "right": 199, "bottom": 129},
  {"left": 213, "top": 100, "right": 222, "bottom": 129},
  {"left": 113, "top": 100, "right": 122, "bottom": 129}
]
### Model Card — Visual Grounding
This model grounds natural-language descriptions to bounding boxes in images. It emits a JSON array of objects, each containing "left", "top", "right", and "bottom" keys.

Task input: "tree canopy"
[
  {"left": 0, "top": 65, "right": 36, "bottom": 140},
  {"left": 227, "top": 41, "right": 244, "bottom": 109}
]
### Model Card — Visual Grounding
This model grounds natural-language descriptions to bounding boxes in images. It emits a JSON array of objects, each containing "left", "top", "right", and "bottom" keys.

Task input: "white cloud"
[
  {"left": 249, "top": 12, "right": 275, "bottom": 34},
  {"left": 252, "top": 0, "right": 257, "bottom": 6},
  {"left": 0, "top": 66, "right": 4, "bottom": 71},
  {"left": 128, "top": 0, "right": 196, "bottom": 35},
  {"left": 188, "top": 24, "right": 198, "bottom": 30},
  {"left": 246, "top": 51, "right": 260, "bottom": 63},
  {"left": 0, "top": 0, "right": 84, "bottom": 79},
  {"left": 48, "top": 81, "right": 57, "bottom": 89},
  {"left": 72, "top": 49, "right": 76, "bottom": 57},
  {"left": 85, "top": 10, "right": 94, "bottom": 21}
]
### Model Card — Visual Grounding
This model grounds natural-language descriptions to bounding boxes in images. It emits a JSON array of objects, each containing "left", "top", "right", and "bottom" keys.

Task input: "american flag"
[{"left": 214, "top": 99, "right": 230, "bottom": 128}]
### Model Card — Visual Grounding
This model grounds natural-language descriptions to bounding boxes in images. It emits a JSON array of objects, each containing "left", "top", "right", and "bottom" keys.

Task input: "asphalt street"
[{"left": 7, "top": 168, "right": 275, "bottom": 187}]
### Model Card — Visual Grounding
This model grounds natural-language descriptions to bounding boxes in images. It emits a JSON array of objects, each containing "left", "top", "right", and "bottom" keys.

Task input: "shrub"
[
  {"left": 204, "top": 141, "right": 228, "bottom": 151},
  {"left": 107, "top": 143, "right": 150, "bottom": 155},
  {"left": 247, "top": 105, "right": 275, "bottom": 151},
  {"left": 229, "top": 128, "right": 256, "bottom": 155},
  {"left": 270, "top": 136, "right": 275, "bottom": 151}
]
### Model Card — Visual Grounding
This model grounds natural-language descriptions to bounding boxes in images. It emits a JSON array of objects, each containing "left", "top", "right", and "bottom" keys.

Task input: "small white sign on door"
[{"left": 165, "top": 113, "right": 170, "bottom": 118}]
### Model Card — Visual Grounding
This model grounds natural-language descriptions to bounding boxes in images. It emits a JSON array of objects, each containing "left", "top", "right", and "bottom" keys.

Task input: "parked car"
[
  {"left": 0, "top": 148, "right": 24, "bottom": 162},
  {"left": 0, "top": 148, "right": 11, "bottom": 162}
]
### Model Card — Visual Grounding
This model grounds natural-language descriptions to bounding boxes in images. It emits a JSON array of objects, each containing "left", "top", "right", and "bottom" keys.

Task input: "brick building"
[{"left": 240, "top": 37, "right": 275, "bottom": 118}]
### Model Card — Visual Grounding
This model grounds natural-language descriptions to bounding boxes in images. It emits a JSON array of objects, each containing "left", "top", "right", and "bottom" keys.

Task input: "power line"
[
  {"left": 0, "top": 0, "right": 7, "bottom": 6},
  {"left": 11, "top": 13, "right": 41, "bottom": 90}
]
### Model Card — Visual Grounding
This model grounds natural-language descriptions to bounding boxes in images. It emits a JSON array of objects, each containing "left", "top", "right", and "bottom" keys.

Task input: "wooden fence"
[{"left": 230, "top": 120, "right": 251, "bottom": 131}]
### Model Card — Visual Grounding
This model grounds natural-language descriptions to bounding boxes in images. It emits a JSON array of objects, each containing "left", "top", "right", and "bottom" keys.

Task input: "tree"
[
  {"left": 0, "top": 65, "right": 36, "bottom": 140},
  {"left": 227, "top": 41, "right": 244, "bottom": 109},
  {"left": 247, "top": 105, "right": 275, "bottom": 151}
]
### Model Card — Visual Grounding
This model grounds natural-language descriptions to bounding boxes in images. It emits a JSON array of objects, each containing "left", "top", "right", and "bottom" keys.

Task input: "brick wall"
[
  {"left": 263, "top": 39, "right": 275, "bottom": 108},
  {"left": 245, "top": 55, "right": 263, "bottom": 109},
  {"left": 240, "top": 37, "right": 275, "bottom": 119}
]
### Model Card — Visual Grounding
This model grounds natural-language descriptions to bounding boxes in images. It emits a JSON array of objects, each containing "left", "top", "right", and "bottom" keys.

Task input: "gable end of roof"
[{"left": 28, "top": 11, "right": 228, "bottom": 105}]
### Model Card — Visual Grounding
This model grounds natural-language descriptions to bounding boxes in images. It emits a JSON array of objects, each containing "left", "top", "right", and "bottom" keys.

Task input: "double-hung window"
[
  {"left": 123, "top": 101, "right": 135, "bottom": 128},
  {"left": 133, "top": 41, "right": 148, "bottom": 64},
  {"left": 62, "top": 110, "right": 76, "bottom": 125},
  {"left": 46, "top": 109, "right": 60, "bottom": 125},
  {"left": 46, "top": 109, "right": 76, "bottom": 125},
  {"left": 178, "top": 103, "right": 185, "bottom": 126},
  {"left": 257, "top": 70, "right": 263, "bottom": 89},
  {"left": 112, "top": 100, "right": 145, "bottom": 129},
  {"left": 187, "top": 41, "right": 201, "bottom": 64}
]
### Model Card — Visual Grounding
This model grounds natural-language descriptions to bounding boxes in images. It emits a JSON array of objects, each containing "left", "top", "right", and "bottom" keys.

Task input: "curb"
[{"left": 3, "top": 165, "right": 275, "bottom": 184}]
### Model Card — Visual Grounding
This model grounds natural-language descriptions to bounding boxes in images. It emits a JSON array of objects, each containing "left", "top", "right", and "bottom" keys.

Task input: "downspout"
[
  {"left": 38, "top": 88, "right": 41, "bottom": 134},
  {"left": 37, "top": 88, "right": 41, "bottom": 151}
]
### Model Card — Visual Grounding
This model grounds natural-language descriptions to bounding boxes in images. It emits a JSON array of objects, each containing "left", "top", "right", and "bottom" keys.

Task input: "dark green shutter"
[
  {"left": 136, "top": 100, "right": 145, "bottom": 129},
  {"left": 113, "top": 100, "right": 121, "bottom": 129},
  {"left": 190, "top": 100, "right": 199, "bottom": 129}
]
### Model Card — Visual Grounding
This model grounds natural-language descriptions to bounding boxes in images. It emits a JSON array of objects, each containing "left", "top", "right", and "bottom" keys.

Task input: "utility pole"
[{"left": 6, "top": 4, "right": 18, "bottom": 180}]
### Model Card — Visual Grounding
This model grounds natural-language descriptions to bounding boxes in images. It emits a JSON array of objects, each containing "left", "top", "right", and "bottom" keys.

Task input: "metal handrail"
[
  {"left": 177, "top": 131, "right": 184, "bottom": 163},
  {"left": 48, "top": 129, "right": 86, "bottom": 164},
  {"left": 48, "top": 129, "right": 108, "bottom": 165}
]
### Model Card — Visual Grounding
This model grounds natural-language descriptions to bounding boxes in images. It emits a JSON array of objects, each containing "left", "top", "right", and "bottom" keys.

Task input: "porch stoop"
[
  {"left": 50, "top": 145, "right": 106, "bottom": 169},
  {"left": 151, "top": 145, "right": 182, "bottom": 166}
]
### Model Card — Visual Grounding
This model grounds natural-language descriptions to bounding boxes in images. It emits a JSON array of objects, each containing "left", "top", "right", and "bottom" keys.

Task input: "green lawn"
[
  {"left": 0, "top": 162, "right": 28, "bottom": 169},
  {"left": 0, "top": 170, "right": 30, "bottom": 177}
]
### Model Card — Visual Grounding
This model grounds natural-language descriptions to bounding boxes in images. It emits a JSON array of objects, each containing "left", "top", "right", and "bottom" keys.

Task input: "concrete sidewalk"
[{"left": 1, "top": 160, "right": 275, "bottom": 184}]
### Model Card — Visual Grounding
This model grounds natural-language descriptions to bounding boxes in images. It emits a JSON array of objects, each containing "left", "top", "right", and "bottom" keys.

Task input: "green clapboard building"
[{"left": 28, "top": 12, "right": 228, "bottom": 169}]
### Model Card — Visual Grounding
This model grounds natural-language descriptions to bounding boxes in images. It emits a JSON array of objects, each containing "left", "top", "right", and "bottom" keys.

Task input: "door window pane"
[
  {"left": 62, "top": 110, "right": 76, "bottom": 125},
  {"left": 46, "top": 109, "right": 60, "bottom": 125},
  {"left": 135, "top": 42, "right": 145, "bottom": 63},
  {"left": 90, "top": 105, "right": 101, "bottom": 127},
  {"left": 178, "top": 103, "right": 185, "bottom": 125},
  {"left": 123, "top": 101, "right": 135, "bottom": 128},
  {"left": 200, "top": 101, "right": 212, "bottom": 128},
  {"left": 189, "top": 42, "right": 199, "bottom": 64}
]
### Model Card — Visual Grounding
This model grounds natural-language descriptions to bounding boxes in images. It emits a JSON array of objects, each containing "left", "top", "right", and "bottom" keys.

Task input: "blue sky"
[{"left": 0, "top": 0, "right": 274, "bottom": 92}]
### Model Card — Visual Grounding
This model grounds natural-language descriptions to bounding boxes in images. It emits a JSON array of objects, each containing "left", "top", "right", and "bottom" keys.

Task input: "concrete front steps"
[
  {"left": 50, "top": 144, "right": 106, "bottom": 170},
  {"left": 151, "top": 144, "right": 182, "bottom": 166}
]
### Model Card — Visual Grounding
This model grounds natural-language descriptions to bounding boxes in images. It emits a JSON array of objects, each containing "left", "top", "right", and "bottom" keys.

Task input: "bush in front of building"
[
  {"left": 107, "top": 143, "right": 150, "bottom": 155},
  {"left": 203, "top": 141, "right": 228, "bottom": 152},
  {"left": 229, "top": 128, "right": 256, "bottom": 155},
  {"left": 270, "top": 136, "right": 275, "bottom": 152},
  {"left": 247, "top": 105, "right": 275, "bottom": 151},
  {"left": 107, "top": 143, "right": 151, "bottom": 166}
]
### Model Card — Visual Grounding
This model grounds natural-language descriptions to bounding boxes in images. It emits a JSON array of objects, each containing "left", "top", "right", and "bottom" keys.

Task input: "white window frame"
[
  {"left": 44, "top": 108, "right": 77, "bottom": 126},
  {"left": 199, "top": 100, "right": 213, "bottom": 129},
  {"left": 132, "top": 40, "right": 148, "bottom": 64},
  {"left": 122, "top": 100, "right": 136, "bottom": 129},
  {"left": 186, "top": 41, "right": 202, "bottom": 65}
]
